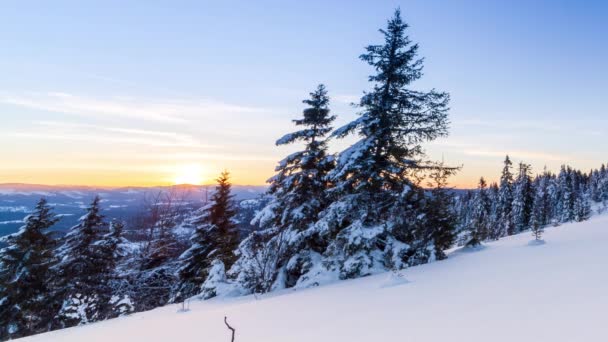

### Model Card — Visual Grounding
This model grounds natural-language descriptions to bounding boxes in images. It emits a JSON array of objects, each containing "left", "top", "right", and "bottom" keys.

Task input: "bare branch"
[{"left": 224, "top": 316, "right": 236, "bottom": 342}]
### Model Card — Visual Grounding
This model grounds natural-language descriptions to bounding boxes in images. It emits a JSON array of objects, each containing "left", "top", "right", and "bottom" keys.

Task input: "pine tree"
[
  {"left": 0, "top": 198, "right": 59, "bottom": 339},
  {"left": 466, "top": 178, "right": 491, "bottom": 247},
  {"left": 318, "top": 9, "right": 452, "bottom": 278},
  {"left": 55, "top": 196, "right": 108, "bottom": 327},
  {"left": 330, "top": 9, "right": 450, "bottom": 218},
  {"left": 425, "top": 165, "right": 458, "bottom": 260},
  {"left": 267, "top": 84, "right": 336, "bottom": 232},
  {"left": 232, "top": 85, "right": 337, "bottom": 292},
  {"left": 574, "top": 191, "right": 591, "bottom": 222},
  {"left": 497, "top": 155, "right": 515, "bottom": 237},
  {"left": 558, "top": 166, "right": 576, "bottom": 222},
  {"left": 512, "top": 163, "right": 534, "bottom": 234},
  {"left": 175, "top": 171, "right": 238, "bottom": 300},
  {"left": 96, "top": 220, "right": 133, "bottom": 318},
  {"left": 530, "top": 175, "right": 550, "bottom": 241}
]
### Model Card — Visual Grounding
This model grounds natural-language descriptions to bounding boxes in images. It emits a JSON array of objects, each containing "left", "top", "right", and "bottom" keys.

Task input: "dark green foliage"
[
  {"left": 0, "top": 198, "right": 59, "bottom": 339},
  {"left": 330, "top": 9, "right": 450, "bottom": 223},
  {"left": 175, "top": 171, "right": 238, "bottom": 301},
  {"left": 426, "top": 165, "right": 459, "bottom": 260},
  {"left": 54, "top": 196, "right": 110, "bottom": 327}
]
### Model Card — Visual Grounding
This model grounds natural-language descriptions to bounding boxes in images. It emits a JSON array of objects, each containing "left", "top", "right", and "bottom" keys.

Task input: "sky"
[{"left": 0, "top": 0, "right": 606, "bottom": 188}]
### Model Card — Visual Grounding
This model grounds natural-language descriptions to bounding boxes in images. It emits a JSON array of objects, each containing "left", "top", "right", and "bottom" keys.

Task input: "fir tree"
[
  {"left": 497, "top": 155, "right": 515, "bottom": 237},
  {"left": 175, "top": 171, "right": 238, "bottom": 300},
  {"left": 558, "top": 166, "right": 576, "bottom": 222},
  {"left": 233, "top": 85, "right": 336, "bottom": 292},
  {"left": 425, "top": 165, "right": 458, "bottom": 260},
  {"left": 466, "top": 178, "right": 491, "bottom": 247},
  {"left": 267, "top": 84, "right": 335, "bottom": 232},
  {"left": 319, "top": 9, "right": 452, "bottom": 278},
  {"left": 512, "top": 163, "right": 534, "bottom": 234},
  {"left": 0, "top": 199, "right": 59, "bottom": 339},
  {"left": 574, "top": 191, "right": 591, "bottom": 222},
  {"left": 329, "top": 8, "right": 449, "bottom": 214},
  {"left": 96, "top": 220, "right": 133, "bottom": 318},
  {"left": 55, "top": 196, "right": 108, "bottom": 327}
]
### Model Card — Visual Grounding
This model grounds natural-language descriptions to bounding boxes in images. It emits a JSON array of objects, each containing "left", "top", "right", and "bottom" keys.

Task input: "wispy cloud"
[
  {"left": 462, "top": 148, "right": 569, "bottom": 162},
  {"left": 0, "top": 92, "right": 268, "bottom": 123},
  {"left": 9, "top": 121, "right": 215, "bottom": 149}
]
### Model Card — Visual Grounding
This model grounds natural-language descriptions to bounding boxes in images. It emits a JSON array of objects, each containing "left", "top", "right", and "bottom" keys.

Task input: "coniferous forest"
[{"left": 1, "top": 10, "right": 607, "bottom": 340}]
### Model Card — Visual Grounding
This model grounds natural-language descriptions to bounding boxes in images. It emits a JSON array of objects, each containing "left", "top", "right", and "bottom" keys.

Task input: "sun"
[{"left": 172, "top": 164, "right": 204, "bottom": 185}]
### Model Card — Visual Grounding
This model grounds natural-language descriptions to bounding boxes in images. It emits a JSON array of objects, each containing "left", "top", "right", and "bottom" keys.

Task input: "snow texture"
[{"left": 22, "top": 213, "right": 608, "bottom": 342}]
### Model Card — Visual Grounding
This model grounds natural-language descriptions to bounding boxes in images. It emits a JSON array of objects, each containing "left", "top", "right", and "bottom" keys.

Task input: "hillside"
[{"left": 21, "top": 213, "right": 608, "bottom": 342}]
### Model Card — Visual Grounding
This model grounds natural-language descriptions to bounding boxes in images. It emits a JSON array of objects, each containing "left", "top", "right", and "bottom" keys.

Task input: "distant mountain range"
[{"left": 0, "top": 183, "right": 267, "bottom": 237}]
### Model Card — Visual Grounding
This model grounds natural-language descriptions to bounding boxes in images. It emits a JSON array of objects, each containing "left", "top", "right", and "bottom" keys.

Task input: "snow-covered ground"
[{"left": 23, "top": 214, "right": 608, "bottom": 341}]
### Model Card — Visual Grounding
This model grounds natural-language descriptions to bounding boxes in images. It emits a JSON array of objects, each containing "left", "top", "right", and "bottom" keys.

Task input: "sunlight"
[{"left": 172, "top": 164, "right": 205, "bottom": 185}]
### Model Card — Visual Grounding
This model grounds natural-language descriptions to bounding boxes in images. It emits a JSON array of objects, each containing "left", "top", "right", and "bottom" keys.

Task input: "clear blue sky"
[{"left": 0, "top": 0, "right": 606, "bottom": 187}]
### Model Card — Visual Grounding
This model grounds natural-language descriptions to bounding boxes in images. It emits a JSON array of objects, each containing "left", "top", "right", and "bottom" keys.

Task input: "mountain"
[
  {"left": 0, "top": 183, "right": 267, "bottom": 237},
  {"left": 21, "top": 212, "right": 608, "bottom": 342}
]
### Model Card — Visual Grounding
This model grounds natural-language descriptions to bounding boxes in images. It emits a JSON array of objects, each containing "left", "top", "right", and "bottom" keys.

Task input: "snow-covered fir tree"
[
  {"left": 0, "top": 199, "right": 59, "bottom": 340},
  {"left": 309, "top": 9, "right": 452, "bottom": 280},
  {"left": 496, "top": 155, "right": 515, "bottom": 238},
  {"left": 229, "top": 85, "right": 336, "bottom": 293},
  {"left": 574, "top": 191, "right": 592, "bottom": 222},
  {"left": 511, "top": 163, "right": 534, "bottom": 234},
  {"left": 95, "top": 220, "right": 134, "bottom": 318},
  {"left": 175, "top": 171, "right": 239, "bottom": 300},
  {"left": 557, "top": 166, "right": 576, "bottom": 223},
  {"left": 466, "top": 178, "right": 491, "bottom": 247},
  {"left": 425, "top": 165, "right": 459, "bottom": 259},
  {"left": 54, "top": 196, "right": 110, "bottom": 327}
]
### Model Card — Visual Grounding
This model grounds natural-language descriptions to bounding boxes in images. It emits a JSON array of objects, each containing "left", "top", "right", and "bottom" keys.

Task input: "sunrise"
[{"left": 1, "top": 1, "right": 607, "bottom": 341}]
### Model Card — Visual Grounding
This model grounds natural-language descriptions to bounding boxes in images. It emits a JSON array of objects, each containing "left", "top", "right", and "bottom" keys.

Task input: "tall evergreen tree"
[
  {"left": 316, "top": 9, "right": 452, "bottom": 279},
  {"left": 425, "top": 165, "right": 458, "bottom": 260},
  {"left": 266, "top": 84, "right": 335, "bottom": 232},
  {"left": 95, "top": 220, "right": 134, "bottom": 318},
  {"left": 0, "top": 199, "right": 59, "bottom": 339},
  {"left": 512, "top": 163, "right": 534, "bottom": 234},
  {"left": 54, "top": 196, "right": 108, "bottom": 327},
  {"left": 329, "top": 9, "right": 450, "bottom": 219},
  {"left": 558, "top": 166, "right": 576, "bottom": 222},
  {"left": 466, "top": 178, "right": 491, "bottom": 247},
  {"left": 231, "top": 85, "right": 337, "bottom": 292},
  {"left": 497, "top": 155, "right": 515, "bottom": 237},
  {"left": 175, "top": 171, "right": 238, "bottom": 300}
]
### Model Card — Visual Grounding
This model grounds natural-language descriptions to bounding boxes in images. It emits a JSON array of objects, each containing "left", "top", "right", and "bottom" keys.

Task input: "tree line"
[{"left": 458, "top": 157, "right": 603, "bottom": 246}]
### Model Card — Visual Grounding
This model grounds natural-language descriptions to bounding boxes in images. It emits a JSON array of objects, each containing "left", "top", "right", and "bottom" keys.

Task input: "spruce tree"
[
  {"left": 466, "top": 178, "right": 491, "bottom": 247},
  {"left": 266, "top": 84, "right": 335, "bottom": 232},
  {"left": 319, "top": 9, "right": 452, "bottom": 278},
  {"left": 232, "top": 84, "right": 336, "bottom": 291},
  {"left": 512, "top": 163, "right": 534, "bottom": 234},
  {"left": 574, "top": 191, "right": 591, "bottom": 222},
  {"left": 175, "top": 171, "right": 238, "bottom": 300},
  {"left": 0, "top": 198, "right": 59, "bottom": 339},
  {"left": 558, "top": 166, "right": 576, "bottom": 222},
  {"left": 330, "top": 9, "right": 450, "bottom": 219},
  {"left": 55, "top": 196, "right": 108, "bottom": 327},
  {"left": 497, "top": 155, "right": 515, "bottom": 237},
  {"left": 96, "top": 220, "right": 133, "bottom": 318},
  {"left": 425, "top": 165, "right": 458, "bottom": 260}
]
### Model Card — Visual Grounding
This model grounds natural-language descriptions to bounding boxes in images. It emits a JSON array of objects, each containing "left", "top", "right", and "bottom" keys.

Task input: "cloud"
[
  {"left": 9, "top": 121, "right": 215, "bottom": 149},
  {"left": 462, "top": 149, "right": 569, "bottom": 162},
  {"left": 0, "top": 92, "right": 268, "bottom": 123}
]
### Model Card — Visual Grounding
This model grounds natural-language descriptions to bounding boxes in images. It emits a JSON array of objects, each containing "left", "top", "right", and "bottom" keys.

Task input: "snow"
[{"left": 22, "top": 214, "right": 608, "bottom": 342}]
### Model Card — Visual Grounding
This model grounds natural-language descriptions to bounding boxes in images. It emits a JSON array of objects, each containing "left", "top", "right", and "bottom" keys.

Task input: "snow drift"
[{"left": 21, "top": 213, "right": 608, "bottom": 341}]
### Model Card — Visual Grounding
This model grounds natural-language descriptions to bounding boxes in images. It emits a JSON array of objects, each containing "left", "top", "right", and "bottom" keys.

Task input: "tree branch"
[{"left": 224, "top": 316, "right": 235, "bottom": 342}]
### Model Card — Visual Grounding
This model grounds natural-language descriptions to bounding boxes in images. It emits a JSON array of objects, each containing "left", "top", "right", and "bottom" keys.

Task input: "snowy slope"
[{"left": 23, "top": 214, "right": 608, "bottom": 342}]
